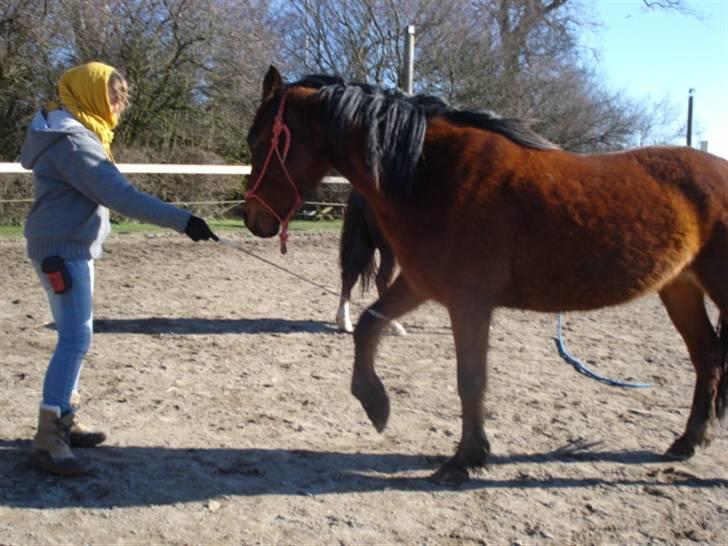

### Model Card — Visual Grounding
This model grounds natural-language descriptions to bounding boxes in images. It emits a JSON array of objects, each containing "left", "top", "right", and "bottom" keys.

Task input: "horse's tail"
[
  {"left": 340, "top": 190, "right": 377, "bottom": 293},
  {"left": 716, "top": 314, "right": 728, "bottom": 420}
]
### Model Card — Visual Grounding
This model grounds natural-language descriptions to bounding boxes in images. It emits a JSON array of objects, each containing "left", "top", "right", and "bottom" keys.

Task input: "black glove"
[{"left": 185, "top": 215, "right": 219, "bottom": 242}]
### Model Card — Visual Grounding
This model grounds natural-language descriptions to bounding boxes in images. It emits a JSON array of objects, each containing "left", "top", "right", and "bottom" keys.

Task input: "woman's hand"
[{"left": 185, "top": 216, "right": 219, "bottom": 242}]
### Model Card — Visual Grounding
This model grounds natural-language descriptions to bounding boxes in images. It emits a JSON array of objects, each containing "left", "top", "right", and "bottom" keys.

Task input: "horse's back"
[{"left": 620, "top": 146, "right": 728, "bottom": 220}]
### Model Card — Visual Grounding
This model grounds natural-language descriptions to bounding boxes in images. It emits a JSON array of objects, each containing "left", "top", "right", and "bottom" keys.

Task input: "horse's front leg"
[
  {"left": 432, "top": 305, "right": 493, "bottom": 485},
  {"left": 352, "top": 275, "right": 424, "bottom": 431}
]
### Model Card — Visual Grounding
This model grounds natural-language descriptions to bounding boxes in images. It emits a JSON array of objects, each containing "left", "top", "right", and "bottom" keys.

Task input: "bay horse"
[
  {"left": 243, "top": 66, "right": 728, "bottom": 484},
  {"left": 336, "top": 189, "right": 406, "bottom": 335}
]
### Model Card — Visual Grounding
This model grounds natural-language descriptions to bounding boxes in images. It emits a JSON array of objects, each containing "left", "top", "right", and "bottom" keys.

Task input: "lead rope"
[
  {"left": 217, "top": 237, "right": 395, "bottom": 324},
  {"left": 219, "top": 239, "right": 653, "bottom": 388},
  {"left": 555, "top": 313, "right": 651, "bottom": 388}
]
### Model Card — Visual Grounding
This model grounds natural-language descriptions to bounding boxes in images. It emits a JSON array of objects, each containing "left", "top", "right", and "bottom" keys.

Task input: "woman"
[{"left": 20, "top": 61, "right": 218, "bottom": 476}]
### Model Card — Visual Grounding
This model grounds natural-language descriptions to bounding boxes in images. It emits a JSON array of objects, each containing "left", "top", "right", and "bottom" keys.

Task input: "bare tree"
[
  {"left": 0, "top": 0, "right": 64, "bottom": 160},
  {"left": 50, "top": 0, "right": 278, "bottom": 159},
  {"left": 195, "top": 0, "right": 280, "bottom": 160},
  {"left": 641, "top": 0, "right": 702, "bottom": 18},
  {"left": 279, "top": 0, "right": 442, "bottom": 85},
  {"left": 0, "top": 0, "right": 694, "bottom": 163}
]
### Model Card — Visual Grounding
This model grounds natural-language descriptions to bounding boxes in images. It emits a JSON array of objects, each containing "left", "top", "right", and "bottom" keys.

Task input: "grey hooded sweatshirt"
[{"left": 21, "top": 109, "right": 191, "bottom": 260}]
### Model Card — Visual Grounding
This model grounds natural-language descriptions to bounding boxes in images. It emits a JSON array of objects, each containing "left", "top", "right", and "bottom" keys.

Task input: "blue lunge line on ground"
[{"left": 554, "top": 313, "right": 652, "bottom": 389}]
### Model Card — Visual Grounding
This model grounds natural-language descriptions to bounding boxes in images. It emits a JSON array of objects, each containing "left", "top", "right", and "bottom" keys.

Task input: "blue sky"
[{"left": 589, "top": 0, "right": 728, "bottom": 159}]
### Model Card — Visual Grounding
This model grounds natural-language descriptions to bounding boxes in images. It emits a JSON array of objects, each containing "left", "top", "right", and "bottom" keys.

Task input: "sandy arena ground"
[{"left": 1, "top": 229, "right": 726, "bottom": 545}]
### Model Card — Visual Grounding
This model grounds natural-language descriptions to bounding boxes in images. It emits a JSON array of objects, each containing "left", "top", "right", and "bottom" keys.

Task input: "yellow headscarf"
[{"left": 54, "top": 62, "right": 118, "bottom": 160}]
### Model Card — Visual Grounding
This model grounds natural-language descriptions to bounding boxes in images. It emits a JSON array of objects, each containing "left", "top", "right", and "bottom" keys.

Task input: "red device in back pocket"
[{"left": 41, "top": 256, "right": 72, "bottom": 294}]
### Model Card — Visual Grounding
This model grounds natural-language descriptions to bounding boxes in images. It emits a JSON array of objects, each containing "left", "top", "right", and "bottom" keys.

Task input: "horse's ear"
[{"left": 262, "top": 66, "right": 283, "bottom": 102}]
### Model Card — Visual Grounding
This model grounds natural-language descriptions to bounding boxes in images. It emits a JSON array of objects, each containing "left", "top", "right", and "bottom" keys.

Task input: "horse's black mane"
[{"left": 289, "top": 74, "right": 558, "bottom": 201}]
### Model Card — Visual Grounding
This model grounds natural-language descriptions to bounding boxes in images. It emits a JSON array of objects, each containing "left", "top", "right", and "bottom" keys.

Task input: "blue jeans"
[{"left": 32, "top": 259, "right": 94, "bottom": 414}]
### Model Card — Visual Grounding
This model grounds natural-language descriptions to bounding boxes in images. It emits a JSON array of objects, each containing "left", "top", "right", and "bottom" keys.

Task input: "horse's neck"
[
  {"left": 303, "top": 97, "right": 392, "bottom": 212},
  {"left": 326, "top": 136, "right": 381, "bottom": 204}
]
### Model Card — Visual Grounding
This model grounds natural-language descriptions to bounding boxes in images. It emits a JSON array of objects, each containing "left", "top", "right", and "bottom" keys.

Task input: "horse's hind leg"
[
  {"left": 376, "top": 246, "right": 406, "bottom": 336},
  {"left": 337, "top": 190, "right": 376, "bottom": 333},
  {"left": 352, "top": 275, "right": 424, "bottom": 432},
  {"left": 336, "top": 270, "right": 357, "bottom": 333},
  {"left": 659, "top": 274, "right": 725, "bottom": 459},
  {"left": 431, "top": 304, "right": 493, "bottom": 485},
  {"left": 693, "top": 231, "right": 728, "bottom": 420}
]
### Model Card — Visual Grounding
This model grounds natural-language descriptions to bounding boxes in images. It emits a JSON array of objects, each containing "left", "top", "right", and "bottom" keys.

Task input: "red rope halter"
[{"left": 245, "top": 91, "right": 302, "bottom": 254}]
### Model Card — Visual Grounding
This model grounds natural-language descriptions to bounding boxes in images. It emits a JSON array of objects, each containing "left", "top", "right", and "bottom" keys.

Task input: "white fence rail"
[
  {"left": 0, "top": 162, "right": 252, "bottom": 175},
  {"left": 0, "top": 162, "right": 350, "bottom": 211},
  {"left": 0, "top": 162, "right": 348, "bottom": 183}
]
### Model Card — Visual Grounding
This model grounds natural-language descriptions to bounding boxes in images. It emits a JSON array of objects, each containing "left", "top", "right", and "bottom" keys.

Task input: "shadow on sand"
[
  {"left": 46, "top": 316, "right": 340, "bottom": 335},
  {"left": 1, "top": 439, "right": 724, "bottom": 509}
]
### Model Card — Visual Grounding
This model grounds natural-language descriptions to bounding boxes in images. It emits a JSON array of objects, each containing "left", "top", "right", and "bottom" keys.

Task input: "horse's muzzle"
[{"left": 242, "top": 202, "right": 280, "bottom": 238}]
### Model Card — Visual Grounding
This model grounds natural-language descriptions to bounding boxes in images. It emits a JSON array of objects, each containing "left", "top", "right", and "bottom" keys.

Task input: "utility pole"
[
  {"left": 686, "top": 88, "right": 695, "bottom": 147},
  {"left": 404, "top": 25, "right": 415, "bottom": 95}
]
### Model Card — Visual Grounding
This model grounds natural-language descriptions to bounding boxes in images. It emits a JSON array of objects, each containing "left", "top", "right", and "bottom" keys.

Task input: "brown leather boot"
[
  {"left": 32, "top": 406, "right": 89, "bottom": 476},
  {"left": 69, "top": 391, "right": 107, "bottom": 448}
]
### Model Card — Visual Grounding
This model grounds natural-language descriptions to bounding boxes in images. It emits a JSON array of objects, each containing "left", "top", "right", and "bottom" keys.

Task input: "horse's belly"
[
  {"left": 506, "top": 232, "right": 700, "bottom": 312},
  {"left": 395, "top": 221, "right": 701, "bottom": 313}
]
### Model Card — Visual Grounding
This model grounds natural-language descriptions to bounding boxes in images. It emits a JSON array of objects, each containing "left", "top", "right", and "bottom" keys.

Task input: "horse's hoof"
[
  {"left": 335, "top": 308, "right": 354, "bottom": 333},
  {"left": 456, "top": 434, "right": 491, "bottom": 468},
  {"left": 352, "top": 378, "right": 390, "bottom": 432},
  {"left": 338, "top": 323, "right": 354, "bottom": 334},
  {"left": 430, "top": 460, "right": 469, "bottom": 485},
  {"left": 390, "top": 321, "right": 407, "bottom": 336},
  {"left": 336, "top": 318, "right": 354, "bottom": 333},
  {"left": 665, "top": 438, "right": 696, "bottom": 461},
  {"left": 462, "top": 444, "right": 490, "bottom": 468},
  {"left": 363, "top": 395, "right": 390, "bottom": 432}
]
